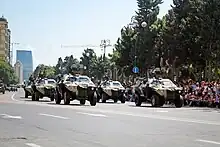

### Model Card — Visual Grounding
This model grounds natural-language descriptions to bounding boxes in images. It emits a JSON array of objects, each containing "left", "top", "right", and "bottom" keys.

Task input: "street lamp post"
[
  {"left": 128, "top": 16, "right": 147, "bottom": 75},
  {"left": 100, "top": 39, "right": 111, "bottom": 62}
]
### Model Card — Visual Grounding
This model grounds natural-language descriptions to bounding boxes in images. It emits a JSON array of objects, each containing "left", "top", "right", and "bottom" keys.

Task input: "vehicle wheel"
[
  {"left": 32, "top": 93, "right": 35, "bottom": 101},
  {"left": 80, "top": 99, "right": 86, "bottom": 105},
  {"left": 63, "top": 92, "right": 70, "bottom": 105},
  {"left": 25, "top": 91, "right": 28, "bottom": 98},
  {"left": 35, "top": 92, "right": 40, "bottom": 101},
  {"left": 159, "top": 97, "right": 165, "bottom": 107},
  {"left": 96, "top": 92, "right": 101, "bottom": 102},
  {"left": 174, "top": 95, "right": 184, "bottom": 108},
  {"left": 135, "top": 93, "right": 142, "bottom": 106},
  {"left": 114, "top": 98, "right": 118, "bottom": 103},
  {"left": 90, "top": 93, "right": 97, "bottom": 106},
  {"left": 151, "top": 94, "right": 160, "bottom": 107},
  {"left": 120, "top": 95, "right": 125, "bottom": 104},
  {"left": 2, "top": 91, "right": 5, "bottom": 94},
  {"left": 50, "top": 97, "right": 54, "bottom": 101},
  {"left": 55, "top": 90, "right": 61, "bottom": 104},
  {"left": 101, "top": 93, "right": 106, "bottom": 103}
]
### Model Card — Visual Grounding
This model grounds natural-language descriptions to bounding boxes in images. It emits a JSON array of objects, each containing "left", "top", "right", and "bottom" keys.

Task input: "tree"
[
  {"left": 0, "top": 61, "right": 18, "bottom": 84},
  {"left": 135, "top": 0, "right": 163, "bottom": 72},
  {"left": 33, "top": 64, "right": 56, "bottom": 79},
  {"left": 80, "top": 48, "right": 96, "bottom": 76}
]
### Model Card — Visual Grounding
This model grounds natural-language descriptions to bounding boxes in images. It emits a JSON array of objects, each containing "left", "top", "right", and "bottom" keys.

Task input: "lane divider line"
[
  {"left": 77, "top": 112, "right": 107, "bottom": 117},
  {"left": 25, "top": 143, "right": 42, "bottom": 147},
  {"left": 0, "top": 114, "right": 22, "bottom": 119},
  {"left": 195, "top": 139, "right": 220, "bottom": 145},
  {"left": 11, "top": 93, "right": 19, "bottom": 102},
  {"left": 39, "top": 113, "right": 70, "bottom": 120}
]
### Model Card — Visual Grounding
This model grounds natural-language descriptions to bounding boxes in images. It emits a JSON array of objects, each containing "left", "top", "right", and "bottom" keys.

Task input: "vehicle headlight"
[{"left": 91, "top": 87, "right": 94, "bottom": 90}]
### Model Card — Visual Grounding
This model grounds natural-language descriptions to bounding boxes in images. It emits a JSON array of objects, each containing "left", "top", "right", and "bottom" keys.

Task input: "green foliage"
[
  {"left": 109, "top": 0, "right": 220, "bottom": 80},
  {"left": 0, "top": 61, "right": 18, "bottom": 84},
  {"left": 32, "top": 64, "right": 56, "bottom": 79}
]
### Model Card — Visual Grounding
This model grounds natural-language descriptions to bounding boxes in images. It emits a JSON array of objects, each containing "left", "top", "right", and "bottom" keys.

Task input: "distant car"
[
  {"left": 0, "top": 83, "right": 5, "bottom": 94},
  {"left": 9, "top": 85, "right": 18, "bottom": 92},
  {"left": 33, "top": 79, "right": 56, "bottom": 101},
  {"left": 132, "top": 78, "right": 183, "bottom": 107},
  {"left": 96, "top": 80, "right": 126, "bottom": 103},
  {"left": 54, "top": 74, "right": 97, "bottom": 106}
]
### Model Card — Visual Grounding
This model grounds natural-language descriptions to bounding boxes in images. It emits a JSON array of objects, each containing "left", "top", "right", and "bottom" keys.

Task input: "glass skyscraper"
[{"left": 16, "top": 50, "right": 33, "bottom": 81}]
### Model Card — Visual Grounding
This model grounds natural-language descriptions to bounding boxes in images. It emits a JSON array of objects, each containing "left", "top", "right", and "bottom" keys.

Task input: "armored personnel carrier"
[
  {"left": 133, "top": 78, "right": 183, "bottom": 107},
  {"left": 54, "top": 74, "right": 97, "bottom": 106},
  {"left": 33, "top": 78, "right": 56, "bottom": 101}
]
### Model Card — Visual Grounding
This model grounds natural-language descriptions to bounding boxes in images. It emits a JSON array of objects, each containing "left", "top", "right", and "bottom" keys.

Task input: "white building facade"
[{"left": 14, "top": 60, "right": 23, "bottom": 84}]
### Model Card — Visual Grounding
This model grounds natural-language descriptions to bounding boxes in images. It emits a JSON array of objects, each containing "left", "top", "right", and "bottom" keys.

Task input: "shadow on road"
[
  {"left": 47, "top": 102, "right": 91, "bottom": 107},
  {"left": 128, "top": 104, "right": 175, "bottom": 108},
  {"left": 23, "top": 99, "right": 52, "bottom": 103}
]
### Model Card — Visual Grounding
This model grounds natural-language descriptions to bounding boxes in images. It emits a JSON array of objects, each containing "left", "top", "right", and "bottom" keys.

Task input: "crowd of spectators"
[{"left": 180, "top": 80, "right": 220, "bottom": 108}]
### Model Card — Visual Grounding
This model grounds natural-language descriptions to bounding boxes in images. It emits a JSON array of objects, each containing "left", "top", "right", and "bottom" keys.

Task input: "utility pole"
[{"left": 100, "top": 39, "right": 111, "bottom": 62}]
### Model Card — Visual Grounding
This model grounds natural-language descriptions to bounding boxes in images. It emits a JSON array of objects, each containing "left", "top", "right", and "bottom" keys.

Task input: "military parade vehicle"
[
  {"left": 97, "top": 80, "right": 126, "bottom": 103},
  {"left": 133, "top": 78, "right": 183, "bottom": 107},
  {"left": 33, "top": 78, "right": 56, "bottom": 101},
  {"left": 0, "top": 81, "right": 5, "bottom": 94},
  {"left": 54, "top": 74, "right": 97, "bottom": 106},
  {"left": 23, "top": 81, "right": 34, "bottom": 98}
]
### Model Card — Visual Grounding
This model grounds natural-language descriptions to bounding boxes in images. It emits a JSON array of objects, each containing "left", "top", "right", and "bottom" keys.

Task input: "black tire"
[
  {"left": 114, "top": 98, "right": 118, "bottom": 103},
  {"left": 32, "top": 93, "right": 35, "bottom": 101},
  {"left": 90, "top": 93, "right": 97, "bottom": 106},
  {"left": 25, "top": 91, "right": 28, "bottom": 98},
  {"left": 135, "top": 93, "right": 142, "bottom": 106},
  {"left": 121, "top": 95, "right": 126, "bottom": 103},
  {"left": 63, "top": 92, "right": 70, "bottom": 105},
  {"left": 96, "top": 91, "right": 101, "bottom": 102},
  {"left": 101, "top": 93, "right": 106, "bottom": 103},
  {"left": 35, "top": 92, "right": 40, "bottom": 101},
  {"left": 159, "top": 97, "right": 165, "bottom": 107},
  {"left": 80, "top": 99, "right": 86, "bottom": 105},
  {"left": 2, "top": 91, "right": 5, "bottom": 94},
  {"left": 55, "top": 90, "right": 61, "bottom": 104},
  {"left": 174, "top": 96, "right": 184, "bottom": 108},
  {"left": 50, "top": 97, "right": 54, "bottom": 101},
  {"left": 151, "top": 94, "right": 160, "bottom": 107}
]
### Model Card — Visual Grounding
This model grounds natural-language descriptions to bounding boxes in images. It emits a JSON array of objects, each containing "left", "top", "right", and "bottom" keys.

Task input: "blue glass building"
[{"left": 16, "top": 50, "right": 33, "bottom": 81}]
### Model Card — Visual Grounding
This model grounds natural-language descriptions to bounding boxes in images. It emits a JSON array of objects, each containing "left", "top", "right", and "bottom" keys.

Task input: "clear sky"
[{"left": 1, "top": 0, "right": 172, "bottom": 68}]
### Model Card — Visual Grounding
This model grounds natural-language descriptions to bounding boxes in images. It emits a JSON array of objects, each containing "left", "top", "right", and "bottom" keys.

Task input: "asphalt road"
[{"left": 0, "top": 89, "right": 220, "bottom": 147}]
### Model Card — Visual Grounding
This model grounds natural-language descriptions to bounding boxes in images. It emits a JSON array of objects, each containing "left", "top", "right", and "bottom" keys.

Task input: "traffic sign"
[{"left": 132, "top": 66, "right": 139, "bottom": 73}]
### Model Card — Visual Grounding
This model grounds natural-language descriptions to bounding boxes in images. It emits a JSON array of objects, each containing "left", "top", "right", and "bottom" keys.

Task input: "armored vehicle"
[
  {"left": 133, "top": 78, "right": 183, "bottom": 107},
  {"left": 54, "top": 74, "right": 97, "bottom": 106},
  {"left": 33, "top": 78, "right": 56, "bottom": 101},
  {"left": 97, "top": 80, "right": 126, "bottom": 103}
]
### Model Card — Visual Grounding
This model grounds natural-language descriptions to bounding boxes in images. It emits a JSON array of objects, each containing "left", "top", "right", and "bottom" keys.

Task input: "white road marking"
[
  {"left": 74, "top": 108, "right": 220, "bottom": 126},
  {"left": 39, "top": 113, "right": 69, "bottom": 120},
  {"left": 195, "top": 139, "right": 220, "bottom": 145},
  {"left": 77, "top": 112, "right": 107, "bottom": 117},
  {"left": 11, "top": 93, "right": 19, "bottom": 102},
  {"left": 157, "top": 110, "right": 168, "bottom": 113},
  {"left": 0, "top": 114, "right": 22, "bottom": 119},
  {"left": 25, "top": 143, "right": 41, "bottom": 147}
]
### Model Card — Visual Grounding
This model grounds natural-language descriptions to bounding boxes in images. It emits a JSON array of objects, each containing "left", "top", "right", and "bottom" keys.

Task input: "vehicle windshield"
[
  {"left": 48, "top": 80, "right": 56, "bottom": 84},
  {"left": 78, "top": 77, "right": 90, "bottom": 83},
  {"left": 112, "top": 82, "right": 121, "bottom": 87},
  {"left": 66, "top": 76, "right": 77, "bottom": 82},
  {"left": 151, "top": 80, "right": 162, "bottom": 85},
  {"left": 161, "top": 80, "right": 176, "bottom": 87}
]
